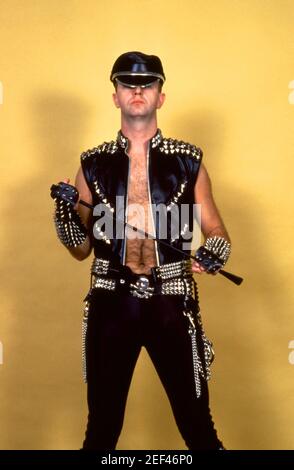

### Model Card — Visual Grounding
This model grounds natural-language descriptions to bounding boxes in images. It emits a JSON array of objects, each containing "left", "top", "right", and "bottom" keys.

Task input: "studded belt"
[{"left": 89, "top": 257, "right": 194, "bottom": 299}]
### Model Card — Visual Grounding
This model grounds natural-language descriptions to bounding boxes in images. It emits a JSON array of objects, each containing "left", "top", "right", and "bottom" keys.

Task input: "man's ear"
[
  {"left": 112, "top": 92, "right": 120, "bottom": 108},
  {"left": 157, "top": 92, "right": 166, "bottom": 109}
]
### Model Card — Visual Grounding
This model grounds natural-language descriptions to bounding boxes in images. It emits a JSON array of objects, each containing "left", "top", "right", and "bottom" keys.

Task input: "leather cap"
[{"left": 110, "top": 51, "right": 165, "bottom": 87}]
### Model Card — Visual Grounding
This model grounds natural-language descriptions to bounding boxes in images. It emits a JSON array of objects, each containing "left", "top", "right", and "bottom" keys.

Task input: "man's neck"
[{"left": 120, "top": 119, "right": 158, "bottom": 154}]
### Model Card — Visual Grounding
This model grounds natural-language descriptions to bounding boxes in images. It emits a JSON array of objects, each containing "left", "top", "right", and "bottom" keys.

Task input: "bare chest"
[
  {"left": 125, "top": 153, "right": 157, "bottom": 273},
  {"left": 127, "top": 156, "right": 149, "bottom": 205}
]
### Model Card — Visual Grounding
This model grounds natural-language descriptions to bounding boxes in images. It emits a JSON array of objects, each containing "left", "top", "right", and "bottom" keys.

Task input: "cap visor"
[{"left": 115, "top": 75, "right": 159, "bottom": 87}]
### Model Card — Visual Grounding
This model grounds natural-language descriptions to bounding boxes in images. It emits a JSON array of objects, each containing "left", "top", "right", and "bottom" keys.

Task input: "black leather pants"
[{"left": 82, "top": 288, "right": 222, "bottom": 450}]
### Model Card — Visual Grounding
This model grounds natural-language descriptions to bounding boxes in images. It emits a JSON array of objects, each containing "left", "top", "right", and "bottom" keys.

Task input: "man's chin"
[{"left": 125, "top": 112, "right": 150, "bottom": 119}]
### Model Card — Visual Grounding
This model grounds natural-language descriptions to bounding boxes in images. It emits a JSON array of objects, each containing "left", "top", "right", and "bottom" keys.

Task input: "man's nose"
[{"left": 134, "top": 86, "right": 142, "bottom": 94}]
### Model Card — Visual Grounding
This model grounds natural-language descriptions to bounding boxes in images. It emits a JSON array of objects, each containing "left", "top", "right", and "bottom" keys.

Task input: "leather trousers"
[{"left": 82, "top": 285, "right": 222, "bottom": 450}]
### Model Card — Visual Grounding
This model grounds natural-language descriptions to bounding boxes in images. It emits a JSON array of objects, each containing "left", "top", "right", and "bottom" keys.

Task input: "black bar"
[{"left": 0, "top": 450, "right": 293, "bottom": 467}]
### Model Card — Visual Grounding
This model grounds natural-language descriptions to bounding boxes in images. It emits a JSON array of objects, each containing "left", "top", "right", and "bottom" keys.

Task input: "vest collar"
[{"left": 116, "top": 128, "right": 163, "bottom": 150}]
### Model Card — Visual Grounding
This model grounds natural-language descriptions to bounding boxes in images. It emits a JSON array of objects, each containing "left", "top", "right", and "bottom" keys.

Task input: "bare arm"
[
  {"left": 192, "top": 163, "right": 230, "bottom": 274},
  {"left": 62, "top": 166, "right": 93, "bottom": 261}
]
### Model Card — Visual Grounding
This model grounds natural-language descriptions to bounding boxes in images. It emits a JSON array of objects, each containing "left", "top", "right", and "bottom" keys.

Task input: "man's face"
[{"left": 112, "top": 81, "right": 165, "bottom": 119}]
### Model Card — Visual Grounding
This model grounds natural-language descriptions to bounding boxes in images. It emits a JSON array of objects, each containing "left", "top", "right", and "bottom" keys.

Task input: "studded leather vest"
[{"left": 81, "top": 129, "right": 202, "bottom": 266}]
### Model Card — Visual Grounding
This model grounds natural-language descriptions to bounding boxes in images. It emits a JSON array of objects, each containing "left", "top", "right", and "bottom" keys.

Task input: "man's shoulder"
[
  {"left": 159, "top": 136, "right": 203, "bottom": 161},
  {"left": 81, "top": 139, "right": 119, "bottom": 161}
]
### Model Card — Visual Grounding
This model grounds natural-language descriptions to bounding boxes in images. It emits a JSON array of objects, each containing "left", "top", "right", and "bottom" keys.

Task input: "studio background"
[{"left": 0, "top": 0, "right": 293, "bottom": 450}]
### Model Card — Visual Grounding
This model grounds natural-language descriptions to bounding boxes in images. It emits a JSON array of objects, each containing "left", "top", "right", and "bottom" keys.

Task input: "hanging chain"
[{"left": 183, "top": 278, "right": 214, "bottom": 398}]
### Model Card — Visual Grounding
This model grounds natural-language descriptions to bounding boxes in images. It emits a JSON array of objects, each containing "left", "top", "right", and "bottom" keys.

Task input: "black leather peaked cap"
[{"left": 110, "top": 51, "right": 166, "bottom": 87}]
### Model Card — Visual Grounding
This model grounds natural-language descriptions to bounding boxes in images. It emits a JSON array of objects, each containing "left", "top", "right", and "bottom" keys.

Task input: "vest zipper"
[
  {"left": 122, "top": 143, "right": 131, "bottom": 265},
  {"left": 147, "top": 143, "right": 160, "bottom": 266}
]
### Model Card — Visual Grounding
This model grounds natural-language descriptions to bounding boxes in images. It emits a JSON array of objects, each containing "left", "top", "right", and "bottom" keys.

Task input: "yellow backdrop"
[{"left": 0, "top": 0, "right": 294, "bottom": 450}]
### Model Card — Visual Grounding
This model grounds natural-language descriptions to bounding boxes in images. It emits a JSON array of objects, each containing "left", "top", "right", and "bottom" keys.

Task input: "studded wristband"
[
  {"left": 203, "top": 236, "right": 231, "bottom": 266},
  {"left": 53, "top": 198, "right": 88, "bottom": 247},
  {"left": 195, "top": 236, "right": 231, "bottom": 273}
]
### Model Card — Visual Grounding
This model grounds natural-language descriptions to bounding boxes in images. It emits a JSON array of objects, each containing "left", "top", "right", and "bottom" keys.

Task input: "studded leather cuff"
[
  {"left": 203, "top": 236, "right": 231, "bottom": 266},
  {"left": 53, "top": 198, "right": 88, "bottom": 248}
]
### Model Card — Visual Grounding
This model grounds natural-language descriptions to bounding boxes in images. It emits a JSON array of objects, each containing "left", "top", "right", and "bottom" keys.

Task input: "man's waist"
[{"left": 90, "top": 257, "right": 194, "bottom": 299}]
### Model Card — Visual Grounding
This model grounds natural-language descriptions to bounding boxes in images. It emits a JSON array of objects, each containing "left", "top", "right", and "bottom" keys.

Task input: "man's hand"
[
  {"left": 50, "top": 178, "right": 79, "bottom": 210},
  {"left": 192, "top": 239, "right": 231, "bottom": 276},
  {"left": 191, "top": 260, "right": 207, "bottom": 274},
  {"left": 191, "top": 260, "right": 218, "bottom": 275}
]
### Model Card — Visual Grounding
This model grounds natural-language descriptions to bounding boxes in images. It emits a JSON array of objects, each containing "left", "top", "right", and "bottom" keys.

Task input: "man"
[{"left": 50, "top": 51, "right": 231, "bottom": 450}]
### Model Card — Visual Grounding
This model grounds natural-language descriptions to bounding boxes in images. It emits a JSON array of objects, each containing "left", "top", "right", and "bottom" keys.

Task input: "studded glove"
[
  {"left": 50, "top": 182, "right": 88, "bottom": 247},
  {"left": 195, "top": 236, "right": 231, "bottom": 273}
]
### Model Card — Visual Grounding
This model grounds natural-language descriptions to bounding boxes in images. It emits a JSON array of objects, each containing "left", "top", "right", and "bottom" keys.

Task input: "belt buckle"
[{"left": 130, "top": 276, "right": 154, "bottom": 299}]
